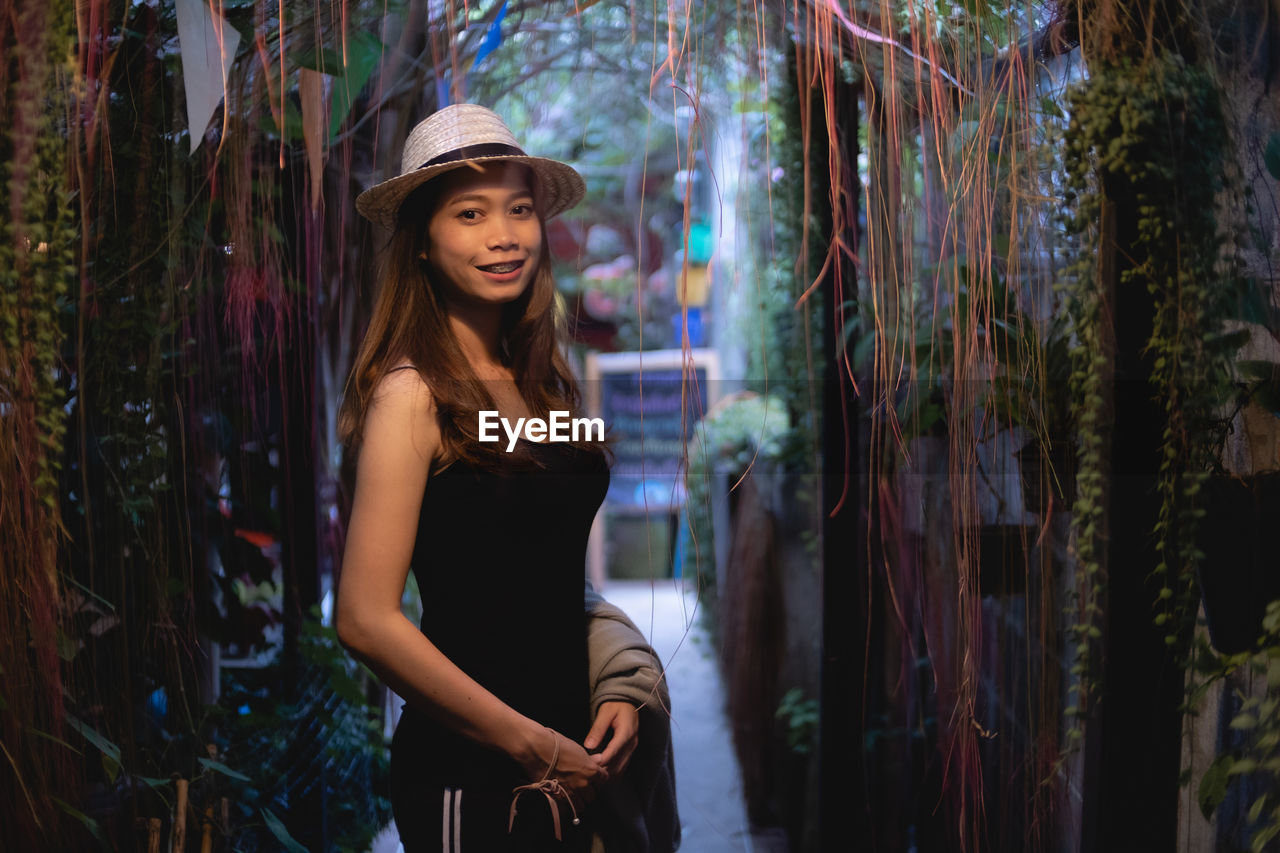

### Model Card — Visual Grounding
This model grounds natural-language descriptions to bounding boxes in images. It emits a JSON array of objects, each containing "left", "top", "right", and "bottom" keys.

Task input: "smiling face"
[{"left": 425, "top": 162, "right": 543, "bottom": 312}]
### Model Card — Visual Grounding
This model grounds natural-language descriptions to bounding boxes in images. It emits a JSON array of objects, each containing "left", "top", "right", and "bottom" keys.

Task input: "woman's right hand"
[{"left": 517, "top": 726, "right": 609, "bottom": 810}]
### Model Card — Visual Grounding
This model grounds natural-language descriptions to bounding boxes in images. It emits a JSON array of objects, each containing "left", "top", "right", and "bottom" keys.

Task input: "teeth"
[{"left": 482, "top": 262, "right": 520, "bottom": 273}]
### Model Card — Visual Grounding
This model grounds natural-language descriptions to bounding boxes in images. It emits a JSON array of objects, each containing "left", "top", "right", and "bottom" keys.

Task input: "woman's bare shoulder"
[
  {"left": 365, "top": 366, "right": 440, "bottom": 463},
  {"left": 373, "top": 363, "right": 434, "bottom": 403}
]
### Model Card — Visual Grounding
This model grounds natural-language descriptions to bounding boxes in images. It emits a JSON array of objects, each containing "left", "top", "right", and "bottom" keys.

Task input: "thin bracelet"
[
  {"left": 540, "top": 726, "right": 560, "bottom": 782},
  {"left": 542, "top": 727, "right": 580, "bottom": 826}
]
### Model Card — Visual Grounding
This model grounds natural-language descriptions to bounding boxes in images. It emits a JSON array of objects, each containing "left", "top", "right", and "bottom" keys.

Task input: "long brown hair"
[{"left": 338, "top": 171, "right": 603, "bottom": 472}]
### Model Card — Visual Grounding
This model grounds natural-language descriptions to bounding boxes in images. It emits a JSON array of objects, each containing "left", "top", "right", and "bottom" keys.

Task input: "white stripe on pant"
[
  {"left": 453, "top": 788, "right": 462, "bottom": 852},
  {"left": 441, "top": 788, "right": 463, "bottom": 852},
  {"left": 441, "top": 789, "right": 450, "bottom": 853}
]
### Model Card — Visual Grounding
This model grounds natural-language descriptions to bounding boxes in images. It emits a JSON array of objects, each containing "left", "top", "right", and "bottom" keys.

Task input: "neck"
[{"left": 446, "top": 300, "right": 506, "bottom": 370}]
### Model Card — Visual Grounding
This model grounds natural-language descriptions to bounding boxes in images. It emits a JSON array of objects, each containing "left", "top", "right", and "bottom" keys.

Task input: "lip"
[{"left": 475, "top": 259, "right": 526, "bottom": 282}]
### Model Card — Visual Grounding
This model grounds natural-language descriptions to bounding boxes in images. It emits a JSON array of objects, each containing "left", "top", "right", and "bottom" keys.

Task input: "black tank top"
[{"left": 394, "top": 437, "right": 610, "bottom": 787}]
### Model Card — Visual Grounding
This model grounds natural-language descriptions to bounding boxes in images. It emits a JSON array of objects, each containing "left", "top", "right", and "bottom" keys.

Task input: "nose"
[{"left": 486, "top": 215, "right": 519, "bottom": 251}]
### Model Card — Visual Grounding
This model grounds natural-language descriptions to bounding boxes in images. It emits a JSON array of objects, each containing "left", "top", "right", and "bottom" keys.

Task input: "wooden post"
[
  {"left": 146, "top": 818, "right": 162, "bottom": 853},
  {"left": 172, "top": 778, "right": 189, "bottom": 852},
  {"left": 199, "top": 805, "right": 214, "bottom": 853}
]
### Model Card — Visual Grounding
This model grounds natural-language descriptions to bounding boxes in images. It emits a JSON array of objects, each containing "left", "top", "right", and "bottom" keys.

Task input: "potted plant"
[
  {"left": 1197, "top": 318, "right": 1280, "bottom": 654},
  {"left": 1195, "top": 473, "right": 1280, "bottom": 654}
]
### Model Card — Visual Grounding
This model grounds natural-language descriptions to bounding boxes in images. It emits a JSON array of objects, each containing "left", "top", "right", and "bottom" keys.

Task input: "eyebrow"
[{"left": 445, "top": 190, "right": 534, "bottom": 206}]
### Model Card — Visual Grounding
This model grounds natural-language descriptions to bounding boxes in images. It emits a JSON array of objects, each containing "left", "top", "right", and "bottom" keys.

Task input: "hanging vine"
[
  {"left": 0, "top": 0, "right": 79, "bottom": 846},
  {"left": 1062, "top": 51, "right": 1237, "bottom": 729}
]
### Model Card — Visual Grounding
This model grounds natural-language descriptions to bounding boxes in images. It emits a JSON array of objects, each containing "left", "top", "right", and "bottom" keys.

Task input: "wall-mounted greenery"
[
  {"left": 747, "top": 44, "right": 830, "bottom": 465},
  {"left": 682, "top": 392, "right": 792, "bottom": 616},
  {"left": 0, "top": 0, "right": 78, "bottom": 845},
  {"left": 1193, "top": 599, "right": 1280, "bottom": 851},
  {"left": 1061, "top": 52, "right": 1238, "bottom": 729}
]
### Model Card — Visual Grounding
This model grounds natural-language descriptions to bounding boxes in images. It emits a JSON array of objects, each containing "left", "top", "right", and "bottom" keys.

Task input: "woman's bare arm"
[{"left": 334, "top": 369, "right": 606, "bottom": 797}]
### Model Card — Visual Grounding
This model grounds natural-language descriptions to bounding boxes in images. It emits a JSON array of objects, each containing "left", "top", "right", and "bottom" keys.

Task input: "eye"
[
  {"left": 510, "top": 203, "right": 534, "bottom": 217},
  {"left": 457, "top": 209, "right": 481, "bottom": 221}
]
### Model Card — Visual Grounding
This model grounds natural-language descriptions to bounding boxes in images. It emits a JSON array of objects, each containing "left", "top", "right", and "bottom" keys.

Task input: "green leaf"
[
  {"left": 1265, "top": 132, "right": 1280, "bottom": 180},
  {"left": 28, "top": 727, "right": 80, "bottom": 754},
  {"left": 1252, "top": 820, "right": 1280, "bottom": 852},
  {"left": 327, "top": 31, "right": 382, "bottom": 141},
  {"left": 1231, "top": 714, "right": 1259, "bottom": 730},
  {"left": 258, "top": 98, "right": 304, "bottom": 143},
  {"left": 53, "top": 796, "right": 112, "bottom": 850},
  {"left": 1248, "top": 793, "right": 1269, "bottom": 822},
  {"left": 1231, "top": 757, "right": 1259, "bottom": 775},
  {"left": 63, "top": 574, "right": 116, "bottom": 613},
  {"left": 198, "top": 757, "right": 251, "bottom": 782},
  {"left": 1216, "top": 328, "right": 1253, "bottom": 352},
  {"left": 56, "top": 627, "right": 78, "bottom": 662},
  {"left": 1198, "top": 753, "right": 1233, "bottom": 820},
  {"left": 65, "top": 715, "right": 121, "bottom": 764},
  {"left": 262, "top": 807, "right": 312, "bottom": 853},
  {"left": 992, "top": 232, "right": 1011, "bottom": 260},
  {"left": 327, "top": 669, "right": 367, "bottom": 707}
]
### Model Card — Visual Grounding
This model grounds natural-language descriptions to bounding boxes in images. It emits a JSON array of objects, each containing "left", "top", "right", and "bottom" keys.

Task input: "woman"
[{"left": 336, "top": 104, "right": 639, "bottom": 852}]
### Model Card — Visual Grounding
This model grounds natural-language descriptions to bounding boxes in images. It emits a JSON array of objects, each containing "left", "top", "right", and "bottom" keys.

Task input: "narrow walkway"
[
  {"left": 370, "top": 578, "right": 757, "bottom": 852},
  {"left": 603, "top": 579, "right": 754, "bottom": 853}
]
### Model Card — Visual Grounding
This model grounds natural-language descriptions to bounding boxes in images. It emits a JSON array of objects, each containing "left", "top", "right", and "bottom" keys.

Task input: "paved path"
[
  {"left": 603, "top": 579, "right": 754, "bottom": 853},
  {"left": 371, "top": 578, "right": 756, "bottom": 853}
]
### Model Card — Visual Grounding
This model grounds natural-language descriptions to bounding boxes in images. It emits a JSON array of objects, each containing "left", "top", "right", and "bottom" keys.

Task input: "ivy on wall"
[
  {"left": 1061, "top": 52, "right": 1238, "bottom": 729},
  {"left": 0, "top": 0, "right": 78, "bottom": 845}
]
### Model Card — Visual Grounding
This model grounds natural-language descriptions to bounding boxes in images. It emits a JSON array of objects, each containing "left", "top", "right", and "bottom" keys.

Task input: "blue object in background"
[
  {"left": 146, "top": 688, "right": 168, "bottom": 726},
  {"left": 436, "top": 69, "right": 452, "bottom": 108},
  {"left": 685, "top": 221, "right": 714, "bottom": 264},
  {"left": 471, "top": 1, "right": 509, "bottom": 70},
  {"left": 673, "top": 306, "right": 704, "bottom": 347},
  {"left": 671, "top": 506, "right": 687, "bottom": 579}
]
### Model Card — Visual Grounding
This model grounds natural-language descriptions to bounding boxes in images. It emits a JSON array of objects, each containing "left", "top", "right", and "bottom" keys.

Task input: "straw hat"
[{"left": 356, "top": 104, "right": 585, "bottom": 229}]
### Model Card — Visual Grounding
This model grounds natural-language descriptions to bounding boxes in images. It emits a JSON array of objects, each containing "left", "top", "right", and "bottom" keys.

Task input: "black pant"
[{"left": 390, "top": 722, "right": 593, "bottom": 852}]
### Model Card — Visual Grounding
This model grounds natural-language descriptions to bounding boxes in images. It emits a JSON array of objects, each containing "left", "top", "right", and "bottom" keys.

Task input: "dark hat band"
[{"left": 419, "top": 142, "right": 526, "bottom": 170}]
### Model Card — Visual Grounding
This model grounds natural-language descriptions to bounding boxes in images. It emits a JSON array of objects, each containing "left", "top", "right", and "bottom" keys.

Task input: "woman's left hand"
[{"left": 584, "top": 701, "right": 640, "bottom": 778}]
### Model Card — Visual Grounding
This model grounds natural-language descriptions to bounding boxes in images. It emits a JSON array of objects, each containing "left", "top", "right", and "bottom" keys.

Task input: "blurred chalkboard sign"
[{"left": 585, "top": 349, "right": 721, "bottom": 513}]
